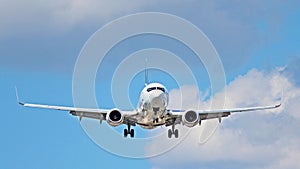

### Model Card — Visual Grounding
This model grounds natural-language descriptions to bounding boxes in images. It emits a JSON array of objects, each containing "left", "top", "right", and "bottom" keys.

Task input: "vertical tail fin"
[{"left": 145, "top": 58, "right": 149, "bottom": 86}]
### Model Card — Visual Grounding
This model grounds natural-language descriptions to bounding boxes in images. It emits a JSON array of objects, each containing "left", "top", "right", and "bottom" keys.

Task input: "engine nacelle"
[
  {"left": 182, "top": 110, "right": 200, "bottom": 127},
  {"left": 106, "top": 109, "right": 123, "bottom": 127}
]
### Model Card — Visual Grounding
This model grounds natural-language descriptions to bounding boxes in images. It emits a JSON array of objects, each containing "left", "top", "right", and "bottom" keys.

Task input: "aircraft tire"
[
  {"left": 124, "top": 129, "right": 128, "bottom": 137},
  {"left": 130, "top": 129, "right": 134, "bottom": 138},
  {"left": 174, "top": 129, "right": 179, "bottom": 138},
  {"left": 168, "top": 129, "right": 172, "bottom": 138}
]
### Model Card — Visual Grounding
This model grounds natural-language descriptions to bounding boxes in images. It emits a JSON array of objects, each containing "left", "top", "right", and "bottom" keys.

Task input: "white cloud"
[
  {"left": 0, "top": 0, "right": 158, "bottom": 36},
  {"left": 168, "top": 85, "right": 210, "bottom": 110},
  {"left": 1, "top": 0, "right": 297, "bottom": 36},
  {"left": 1, "top": 0, "right": 298, "bottom": 75},
  {"left": 52, "top": 0, "right": 158, "bottom": 27},
  {"left": 149, "top": 67, "right": 300, "bottom": 169}
]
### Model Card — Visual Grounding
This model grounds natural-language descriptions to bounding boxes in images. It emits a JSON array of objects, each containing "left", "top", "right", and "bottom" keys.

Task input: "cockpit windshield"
[
  {"left": 157, "top": 87, "right": 165, "bottom": 92},
  {"left": 147, "top": 87, "right": 165, "bottom": 93},
  {"left": 147, "top": 87, "right": 156, "bottom": 92}
]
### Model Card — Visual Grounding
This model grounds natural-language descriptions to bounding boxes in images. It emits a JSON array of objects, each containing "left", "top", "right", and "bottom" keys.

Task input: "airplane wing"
[
  {"left": 198, "top": 103, "right": 281, "bottom": 121},
  {"left": 19, "top": 101, "right": 107, "bottom": 119},
  {"left": 167, "top": 103, "right": 281, "bottom": 124},
  {"left": 16, "top": 88, "right": 137, "bottom": 124},
  {"left": 18, "top": 100, "right": 138, "bottom": 124}
]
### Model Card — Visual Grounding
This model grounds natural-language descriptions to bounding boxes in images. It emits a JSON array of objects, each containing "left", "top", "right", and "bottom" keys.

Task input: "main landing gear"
[
  {"left": 153, "top": 117, "right": 159, "bottom": 123},
  {"left": 168, "top": 124, "right": 179, "bottom": 138},
  {"left": 124, "top": 125, "right": 134, "bottom": 138}
]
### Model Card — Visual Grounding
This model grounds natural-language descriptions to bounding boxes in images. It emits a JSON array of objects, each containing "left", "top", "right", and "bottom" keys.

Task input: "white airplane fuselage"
[{"left": 136, "top": 83, "right": 169, "bottom": 129}]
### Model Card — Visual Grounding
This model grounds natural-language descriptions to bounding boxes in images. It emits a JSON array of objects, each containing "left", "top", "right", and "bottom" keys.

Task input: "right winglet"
[
  {"left": 275, "top": 103, "right": 281, "bottom": 108},
  {"left": 15, "top": 86, "right": 24, "bottom": 106},
  {"left": 275, "top": 89, "right": 284, "bottom": 108}
]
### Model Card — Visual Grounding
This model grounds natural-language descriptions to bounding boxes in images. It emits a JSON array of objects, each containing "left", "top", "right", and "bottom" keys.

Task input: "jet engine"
[
  {"left": 106, "top": 109, "right": 123, "bottom": 126},
  {"left": 182, "top": 110, "right": 200, "bottom": 127}
]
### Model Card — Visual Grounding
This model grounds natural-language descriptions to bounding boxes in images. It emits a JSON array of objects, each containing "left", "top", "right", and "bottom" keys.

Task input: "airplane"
[{"left": 16, "top": 68, "right": 281, "bottom": 138}]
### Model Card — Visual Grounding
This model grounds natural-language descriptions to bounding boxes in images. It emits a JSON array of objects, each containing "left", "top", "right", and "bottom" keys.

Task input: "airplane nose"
[{"left": 149, "top": 91, "right": 167, "bottom": 108}]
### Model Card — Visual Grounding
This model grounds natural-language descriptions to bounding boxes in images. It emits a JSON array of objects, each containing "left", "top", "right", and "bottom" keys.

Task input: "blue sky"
[{"left": 1, "top": 1, "right": 300, "bottom": 169}]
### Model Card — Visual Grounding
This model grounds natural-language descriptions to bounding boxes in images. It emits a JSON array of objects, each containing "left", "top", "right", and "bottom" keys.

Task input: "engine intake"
[
  {"left": 106, "top": 109, "right": 123, "bottom": 126},
  {"left": 182, "top": 110, "right": 199, "bottom": 127}
]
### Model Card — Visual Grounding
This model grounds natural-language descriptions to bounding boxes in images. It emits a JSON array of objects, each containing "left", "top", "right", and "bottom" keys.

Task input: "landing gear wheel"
[
  {"left": 168, "top": 124, "right": 179, "bottom": 138},
  {"left": 174, "top": 129, "right": 179, "bottom": 138},
  {"left": 168, "top": 129, "right": 172, "bottom": 138},
  {"left": 130, "top": 129, "right": 134, "bottom": 138},
  {"left": 124, "top": 129, "right": 128, "bottom": 137},
  {"left": 153, "top": 118, "right": 159, "bottom": 123},
  {"left": 124, "top": 125, "right": 135, "bottom": 138}
]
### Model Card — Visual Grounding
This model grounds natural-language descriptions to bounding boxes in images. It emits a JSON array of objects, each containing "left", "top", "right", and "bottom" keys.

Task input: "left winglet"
[{"left": 15, "top": 86, "right": 24, "bottom": 106}]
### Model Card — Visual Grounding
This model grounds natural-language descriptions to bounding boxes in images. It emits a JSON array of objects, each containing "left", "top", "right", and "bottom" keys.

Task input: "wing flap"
[
  {"left": 199, "top": 112, "right": 230, "bottom": 120},
  {"left": 70, "top": 111, "right": 106, "bottom": 120}
]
